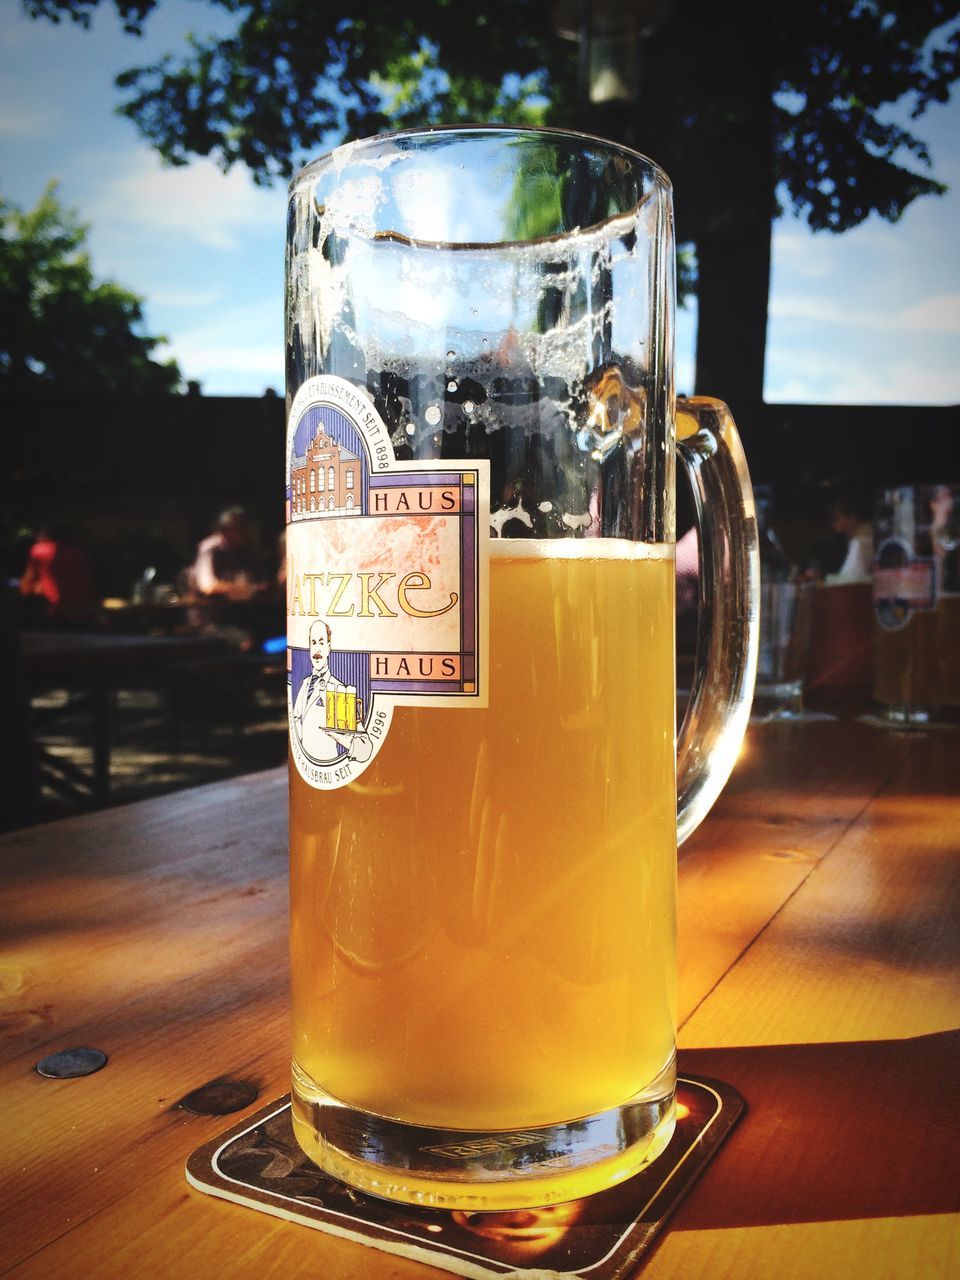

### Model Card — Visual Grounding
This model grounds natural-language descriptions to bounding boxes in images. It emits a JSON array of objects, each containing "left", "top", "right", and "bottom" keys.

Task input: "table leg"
[{"left": 91, "top": 681, "right": 112, "bottom": 804}]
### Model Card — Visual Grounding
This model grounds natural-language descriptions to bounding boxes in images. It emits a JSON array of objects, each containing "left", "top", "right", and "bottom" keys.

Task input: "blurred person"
[
  {"left": 930, "top": 483, "right": 957, "bottom": 585},
  {"left": 189, "top": 507, "right": 270, "bottom": 600},
  {"left": 275, "top": 527, "right": 287, "bottom": 597},
  {"left": 18, "top": 522, "right": 96, "bottom": 625},
  {"left": 824, "top": 487, "right": 873, "bottom": 583}
]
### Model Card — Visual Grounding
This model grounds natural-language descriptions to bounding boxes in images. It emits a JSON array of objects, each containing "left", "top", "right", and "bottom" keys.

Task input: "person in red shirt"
[{"left": 19, "top": 524, "right": 96, "bottom": 625}]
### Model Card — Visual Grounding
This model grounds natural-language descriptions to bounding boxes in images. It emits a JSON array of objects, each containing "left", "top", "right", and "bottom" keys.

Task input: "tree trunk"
[
  {"left": 694, "top": 218, "right": 772, "bottom": 429},
  {"left": 690, "top": 9, "right": 776, "bottom": 458},
  {"left": 579, "top": 0, "right": 776, "bottom": 456}
]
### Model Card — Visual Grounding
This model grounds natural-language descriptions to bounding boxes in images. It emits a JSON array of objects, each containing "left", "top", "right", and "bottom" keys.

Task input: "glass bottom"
[
  {"left": 752, "top": 679, "right": 807, "bottom": 721},
  {"left": 290, "top": 1054, "right": 677, "bottom": 1211},
  {"left": 874, "top": 703, "right": 941, "bottom": 729}
]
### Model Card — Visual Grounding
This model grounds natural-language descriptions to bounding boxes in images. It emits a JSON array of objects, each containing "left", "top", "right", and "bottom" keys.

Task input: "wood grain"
[
  {"left": 653, "top": 725, "right": 960, "bottom": 1279},
  {"left": 1, "top": 719, "right": 957, "bottom": 1278}
]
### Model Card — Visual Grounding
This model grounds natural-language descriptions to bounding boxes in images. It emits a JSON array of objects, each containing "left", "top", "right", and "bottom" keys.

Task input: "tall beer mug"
[{"left": 285, "top": 127, "right": 758, "bottom": 1210}]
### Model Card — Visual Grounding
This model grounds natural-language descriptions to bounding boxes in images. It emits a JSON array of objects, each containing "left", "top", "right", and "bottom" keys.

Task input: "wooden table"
[
  {"left": 1, "top": 714, "right": 958, "bottom": 1278},
  {"left": 98, "top": 596, "right": 284, "bottom": 646},
  {"left": 21, "top": 630, "right": 231, "bottom": 804}
]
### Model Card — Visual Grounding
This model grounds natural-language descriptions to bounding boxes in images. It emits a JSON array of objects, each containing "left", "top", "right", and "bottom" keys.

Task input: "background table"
[
  {"left": 20, "top": 630, "right": 231, "bottom": 804},
  {"left": 1, "top": 715, "right": 957, "bottom": 1278}
]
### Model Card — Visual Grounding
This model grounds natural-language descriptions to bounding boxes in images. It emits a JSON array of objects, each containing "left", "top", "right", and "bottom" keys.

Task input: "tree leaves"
[
  {"left": 22, "top": 0, "right": 958, "bottom": 226},
  {"left": 0, "top": 184, "right": 183, "bottom": 394},
  {"left": 19, "top": 0, "right": 960, "bottom": 400}
]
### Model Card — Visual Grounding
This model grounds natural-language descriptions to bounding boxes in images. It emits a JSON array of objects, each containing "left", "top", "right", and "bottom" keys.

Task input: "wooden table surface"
[{"left": 1, "top": 714, "right": 958, "bottom": 1278}]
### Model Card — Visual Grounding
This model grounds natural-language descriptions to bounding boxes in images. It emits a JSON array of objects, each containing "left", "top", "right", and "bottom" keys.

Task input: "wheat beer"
[
  {"left": 940, "top": 596, "right": 960, "bottom": 706},
  {"left": 290, "top": 540, "right": 676, "bottom": 1144},
  {"left": 873, "top": 608, "right": 942, "bottom": 710},
  {"left": 872, "top": 484, "right": 960, "bottom": 718}
]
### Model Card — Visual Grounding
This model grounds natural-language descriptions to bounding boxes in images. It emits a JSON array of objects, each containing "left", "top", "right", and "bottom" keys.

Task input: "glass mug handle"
[{"left": 676, "top": 395, "right": 760, "bottom": 844}]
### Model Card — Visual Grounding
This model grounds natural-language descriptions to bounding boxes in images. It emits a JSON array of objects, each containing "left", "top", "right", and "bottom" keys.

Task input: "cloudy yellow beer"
[
  {"left": 289, "top": 540, "right": 677, "bottom": 1139},
  {"left": 941, "top": 597, "right": 960, "bottom": 706},
  {"left": 873, "top": 609, "right": 943, "bottom": 710}
]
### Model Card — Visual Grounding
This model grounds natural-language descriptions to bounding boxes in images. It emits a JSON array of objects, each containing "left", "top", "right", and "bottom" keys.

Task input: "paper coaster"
[{"left": 186, "top": 1074, "right": 743, "bottom": 1279}]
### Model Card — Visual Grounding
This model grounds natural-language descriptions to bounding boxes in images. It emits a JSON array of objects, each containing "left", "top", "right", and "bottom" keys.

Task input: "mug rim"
[
  {"left": 289, "top": 124, "right": 672, "bottom": 250},
  {"left": 289, "top": 122, "right": 672, "bottom": 196}
]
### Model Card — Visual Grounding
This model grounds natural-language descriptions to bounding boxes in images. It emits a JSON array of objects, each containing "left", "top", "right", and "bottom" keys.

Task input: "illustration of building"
[{"left": 290, "top": 426, "right": 362, "bottom": 519}]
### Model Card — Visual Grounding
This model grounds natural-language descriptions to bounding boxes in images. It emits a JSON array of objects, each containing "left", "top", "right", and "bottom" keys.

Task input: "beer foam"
[{"left": 488, "top": 537, "right": 674, "bottom": 562}]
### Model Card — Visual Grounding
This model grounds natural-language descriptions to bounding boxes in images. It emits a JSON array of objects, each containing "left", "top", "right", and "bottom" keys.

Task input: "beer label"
[
  {"left": 873, "top": 537, "right": 937, "bottom": 632},
  {"left": 286, "top": 375, "right": 489, "bottom": 790}
]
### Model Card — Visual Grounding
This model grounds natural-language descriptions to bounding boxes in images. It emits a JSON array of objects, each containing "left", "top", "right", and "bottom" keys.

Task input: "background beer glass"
[
  {"left": 872, "top": 484, "right": 960, "bottom": 725},
  {"left": 285, "top": 127, "right": 758, "bottom": 1209}
]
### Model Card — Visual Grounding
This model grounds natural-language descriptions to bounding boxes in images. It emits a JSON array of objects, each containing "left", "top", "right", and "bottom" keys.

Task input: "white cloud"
[
  {"left": 769, "top": 294, "right": 861, "bottom": 324},
  {"left": 176, "top": 341, "right": 280, "bottom": 376},
  {"left": 770, "top": 290, "right": 960, "bottom": 336},
  {"left": 150, "top": 287, "right": 224, "bottom": 309},
  {"left": 772, "top": 220, "right": 905, "bottom": 275},
  {"left": 818, "top": 361, "right": 959, "bottom": 405},
  {"left": 85, "top": 151, "right": 282, "bottom": 251},
  {"left": 898, "top": 293, "right": 960, "bottom": 334},
  {"left": 165, "top": 302, "right": 282, "bottom": 391},
  {"left": 766, "top": 343, "right": 960, "bottom": 405}
]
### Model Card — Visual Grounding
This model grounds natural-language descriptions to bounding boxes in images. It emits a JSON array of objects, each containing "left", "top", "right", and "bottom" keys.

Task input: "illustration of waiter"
[{"left": 292, "top": 618, "right": 373, "bottom": 765}]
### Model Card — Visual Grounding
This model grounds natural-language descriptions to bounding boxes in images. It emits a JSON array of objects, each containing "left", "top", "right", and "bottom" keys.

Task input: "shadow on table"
[
  {"left": 670, "top": 1030, "right": 959, "bottom": 1229},
  {"left": 16, "top": 631, "right": 287, "bottom": 824}
]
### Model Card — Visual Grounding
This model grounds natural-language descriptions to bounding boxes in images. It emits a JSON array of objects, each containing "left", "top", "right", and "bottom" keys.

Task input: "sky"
[{"left": 1, "top": 1, "right": 958, "bottom": 404}]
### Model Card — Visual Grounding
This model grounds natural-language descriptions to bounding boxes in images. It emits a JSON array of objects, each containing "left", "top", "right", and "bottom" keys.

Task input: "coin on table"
[{"left": 36, "top": 1047, "right": 109, "bottom": 1079}]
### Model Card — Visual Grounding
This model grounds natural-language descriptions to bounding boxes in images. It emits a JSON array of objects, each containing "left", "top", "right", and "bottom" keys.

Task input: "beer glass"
[
  {"left": 754, "top": 580, "right": 815, "bottom": 718},
  {"left": 873, "top": 484, "right": 960, "bottom": 725},
  {"left": 284, "top": 126, "right": 758, "bottom": 1210}
]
